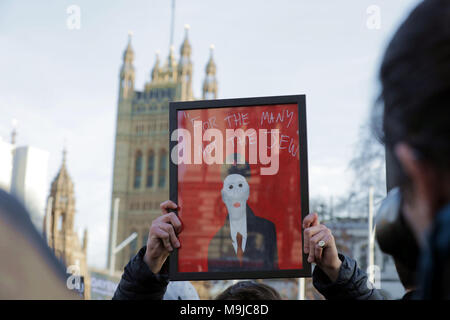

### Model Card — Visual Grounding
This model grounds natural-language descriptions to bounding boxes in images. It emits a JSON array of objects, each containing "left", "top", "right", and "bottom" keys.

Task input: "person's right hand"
[
  {"left": 303, "top": 212, "right": 342, "bottom": 282},
  {"left": 143, "top": 200, "right": 182, "bottom": 274}
]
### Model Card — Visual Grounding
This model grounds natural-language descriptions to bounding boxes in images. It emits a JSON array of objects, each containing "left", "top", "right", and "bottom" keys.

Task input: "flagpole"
[
  {"left": 368, "top": 186, "right": 375, "bottom": 284},
  {"left": 169, "top": 0, "right": 176, "bottom": 49},
  {"left": 109, "top": 198, "right": 120, "bottom": 276}
]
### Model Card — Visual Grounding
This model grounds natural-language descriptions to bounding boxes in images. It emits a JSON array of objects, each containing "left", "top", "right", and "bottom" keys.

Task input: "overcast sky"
[{"left": 0, "top": 0, "right": 421, "bottom": 269}]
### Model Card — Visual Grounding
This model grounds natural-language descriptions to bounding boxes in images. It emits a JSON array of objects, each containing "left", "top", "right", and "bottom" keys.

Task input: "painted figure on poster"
[{"left": 208, "top": 154, "right": 279, "bottom": 272}]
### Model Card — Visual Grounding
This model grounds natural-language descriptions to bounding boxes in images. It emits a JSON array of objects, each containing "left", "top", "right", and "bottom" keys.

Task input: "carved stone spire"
[{"left": 203, "top": 44, "right": 218, "bottom": 99}]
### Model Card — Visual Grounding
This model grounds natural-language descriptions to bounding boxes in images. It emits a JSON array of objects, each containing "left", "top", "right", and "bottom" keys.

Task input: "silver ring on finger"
[{"left": 318, "top": 240, "right": 326, "bottom": 248}]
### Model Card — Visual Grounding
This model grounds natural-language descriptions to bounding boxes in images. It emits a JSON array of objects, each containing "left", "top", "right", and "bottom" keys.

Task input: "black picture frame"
[{"left": 169, "top": 94, "right": 310, "bottom": 281}]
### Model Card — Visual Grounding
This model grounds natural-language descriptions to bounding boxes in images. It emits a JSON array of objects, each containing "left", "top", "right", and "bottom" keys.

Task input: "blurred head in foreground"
[
  {"left": 374, "top": 0, "right": 450, "bottom": 245},
  {"left": 0, "top": 189, "right": 77, "bottom": 299},
  {"left": 374, "top": 0, "right": 450, "bottom": 299}
]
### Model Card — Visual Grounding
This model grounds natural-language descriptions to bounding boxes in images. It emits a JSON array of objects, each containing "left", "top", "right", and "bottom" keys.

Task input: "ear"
[
  {"left": 394, "top": 143, "right": 437, "bottom": 211},
  {"left": 394, "top": 142, "right": 434, "bottom": 196}
]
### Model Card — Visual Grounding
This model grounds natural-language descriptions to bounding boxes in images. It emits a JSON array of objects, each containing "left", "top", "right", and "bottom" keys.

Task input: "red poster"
[{"left": 170, "top": 96, "right": 309, "bottom": 280}]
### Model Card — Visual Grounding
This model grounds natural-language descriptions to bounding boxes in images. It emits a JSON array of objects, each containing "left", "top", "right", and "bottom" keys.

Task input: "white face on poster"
[
  {"left": 221, "top": 174, "right": 249, "bottom": 222},
  {"left": 221, "top": 173, "right": 250, "bottom": 253}
]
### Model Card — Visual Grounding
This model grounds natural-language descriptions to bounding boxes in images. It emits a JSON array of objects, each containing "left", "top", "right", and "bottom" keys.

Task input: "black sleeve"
[
  {"left": 112, "top": 246, "right": 169, "bottom": 300},
  {"left": 312, "top": 254, "right": 385, "bottom": 300}
]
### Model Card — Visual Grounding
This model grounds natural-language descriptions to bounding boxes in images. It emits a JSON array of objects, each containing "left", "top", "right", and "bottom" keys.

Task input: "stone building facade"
[
  {"left": 44, "top": 150, "right": 90, "bottom": 299},
  {"left": 108, "top": 27, "right": 218, "bottom": 272}
]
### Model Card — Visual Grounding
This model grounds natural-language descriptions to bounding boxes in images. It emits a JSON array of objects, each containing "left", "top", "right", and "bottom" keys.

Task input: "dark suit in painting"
[{"left": 207, "top": 205, "right": 278, "bottom": 272}]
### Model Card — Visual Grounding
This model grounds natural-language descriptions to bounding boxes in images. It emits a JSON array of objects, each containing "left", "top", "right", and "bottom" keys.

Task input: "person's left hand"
[{"left": 303, "top": 212, "right": 341, "bottom": 282}]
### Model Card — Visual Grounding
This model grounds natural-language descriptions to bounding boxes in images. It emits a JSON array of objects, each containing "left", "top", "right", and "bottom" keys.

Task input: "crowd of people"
[{"left": 1, "top": 0, "right": 449, "bottom": 300}]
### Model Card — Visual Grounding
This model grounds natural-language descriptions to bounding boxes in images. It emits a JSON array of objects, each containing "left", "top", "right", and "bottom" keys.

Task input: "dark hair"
[
  {"left": 374, "top": 0, "right": 450, "bottom": 174},
  {"left": 215, "top": 281, "right": 281, "bottom": 300}
]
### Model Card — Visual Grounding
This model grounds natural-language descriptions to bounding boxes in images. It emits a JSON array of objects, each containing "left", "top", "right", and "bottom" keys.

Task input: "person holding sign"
[{"left": 112, "top": 200, "right": 281, "bottom": 300}]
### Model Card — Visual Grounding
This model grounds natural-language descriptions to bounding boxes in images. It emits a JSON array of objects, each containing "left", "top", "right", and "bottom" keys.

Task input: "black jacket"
[
  {"left": 415, "top": 203, "right": 450, "bottom": 299},
  {"left": 207, "top": 205, "right": 278, "bottom": 272},
  {"left": 313, "top": 254, "right": 385, "bottom": 300},
  {"left": 113, "top": 248, "right": 386, "bottom": 300},
  {"left": 112, "top": 246, "right": 168, "bottom": 300}
]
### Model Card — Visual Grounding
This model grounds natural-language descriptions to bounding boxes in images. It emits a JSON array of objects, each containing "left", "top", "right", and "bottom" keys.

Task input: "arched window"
[
  {"left": 134, "top": 150, "right": 143, "bottom": 189},
  {"left": 158, "top": 150, "right": 167, "bottom": 188},
  {"left": 146, "top": 150, "right": 155, "bottom": 188},
  {"left": 57, "top": 214, "right": 64, "bottom": 231}
]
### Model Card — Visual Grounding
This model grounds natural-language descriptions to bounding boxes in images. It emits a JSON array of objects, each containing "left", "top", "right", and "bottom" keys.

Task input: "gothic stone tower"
[
  {"left": 108, "top": 27, "right": 218, "bottom": 272},
  {"left": 44, "top": 150, "right": 90, "bottom": 299}
]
